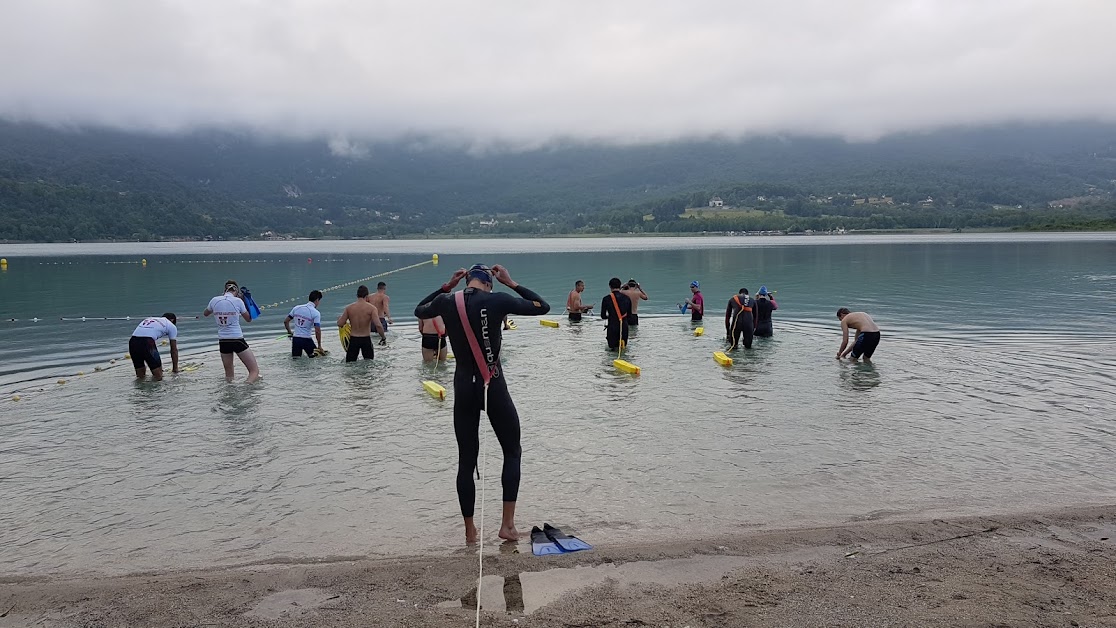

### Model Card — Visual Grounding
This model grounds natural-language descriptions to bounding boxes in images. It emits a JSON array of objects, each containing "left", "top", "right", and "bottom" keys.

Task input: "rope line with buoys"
[
  {"left": 3, "top": 256, "right": 442, "bottom": 401},
  {"left": 2, "top": 256, "right": 440, "bottom": 323},
  {"left": 23, "top": 258, "right": 390, "bottom": 266},
  {"left": 257, "top": 257, "right": 437, "bottom": 312}
]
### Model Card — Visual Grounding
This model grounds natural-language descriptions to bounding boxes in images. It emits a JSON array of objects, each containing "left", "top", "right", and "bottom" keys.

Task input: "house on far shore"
[
  {"left": 709, "top": 196, "right": 724, "bottom": 208},
  {"left": 919, "top": 197, "right": 934, "bottom": 207}
]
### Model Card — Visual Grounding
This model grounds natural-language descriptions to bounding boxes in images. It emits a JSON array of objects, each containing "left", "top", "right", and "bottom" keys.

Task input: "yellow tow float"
[{"left": 423, "top": 380, "right": 446, "bottom": 400}]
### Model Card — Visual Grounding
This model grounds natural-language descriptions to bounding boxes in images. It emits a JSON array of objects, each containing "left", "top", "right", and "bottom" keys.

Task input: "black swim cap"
[{"left": 467, "top": 264, "right": 493, "bottom": 284}]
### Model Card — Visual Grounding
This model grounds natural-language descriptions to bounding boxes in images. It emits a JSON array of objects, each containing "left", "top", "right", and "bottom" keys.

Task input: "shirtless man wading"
[
  {"left": 619, "top": 279, "right": 648, "bottom": 326},
  {"left": 419, "top": 315, "right": 449, "bottom": 362},
  {"left": 566, "top": 280, "right": 593, "bottom": 322},
  {"left": 836, "top": 308, "right": 881, "bottom": 361},
  {"left": 337, "top": 285, "right": 387, "bottom": 361},
  {"left": 368, "top": 282, "right": 392, "bottom": 333}
]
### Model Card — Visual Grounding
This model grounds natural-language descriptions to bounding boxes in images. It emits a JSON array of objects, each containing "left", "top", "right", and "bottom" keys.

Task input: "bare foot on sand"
[
  {"left": 498, "top": 524, "right": 519, "bottom": 541},
  {"left": 464, "top": 521, "right": 478, "bottom": 545}
]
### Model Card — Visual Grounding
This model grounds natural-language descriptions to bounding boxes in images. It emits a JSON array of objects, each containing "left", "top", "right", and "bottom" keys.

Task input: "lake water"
[{"left": 1, "top": 233, "right": 1115, "bottom": 576}]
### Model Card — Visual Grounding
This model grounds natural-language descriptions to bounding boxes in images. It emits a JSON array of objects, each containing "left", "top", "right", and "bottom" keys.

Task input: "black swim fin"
[
  {"left": 543, "top": 523, "right": 592, "bottom": 552},
  {"left": 531, "top": 526, "right": 563, "bottom": 556}
]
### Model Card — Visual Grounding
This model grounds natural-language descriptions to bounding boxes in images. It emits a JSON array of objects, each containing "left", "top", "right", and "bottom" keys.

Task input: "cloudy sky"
[{"left": 1, "top": 0, "right": 1114, "bottom": 148}]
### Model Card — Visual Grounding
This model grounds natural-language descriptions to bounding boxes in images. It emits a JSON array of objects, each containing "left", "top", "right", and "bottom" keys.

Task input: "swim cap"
[
  {"left": 690, "top": 281, "right": 700, "bottom": 288},
  {"left": 467, "top": 264, "right": 493, "bottom": 284},
  {"left": 758, "top": 286, "right": 768, "bottom": 296}
]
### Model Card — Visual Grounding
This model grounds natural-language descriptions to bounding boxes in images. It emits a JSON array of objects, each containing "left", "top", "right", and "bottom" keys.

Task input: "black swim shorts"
[
  {"left": 129, "top": 336, "right": 161, "bottom": 370},
  {"left": 219, "top": 338, "right": 250, "bottom": 354},
  {"left": 568, "top": 312, "right": 582, "bottom": 323},
  {"left": 851, "top": 331, "right": 881, "bottom": 359},
  {"left": 421, "top": 333, "right": 447, "bottom": 351},
  {"left": 628, "top": 313, "right": 639, "bottom": 326},
  {"left": 291, "top": 336, "right": 316, "bottom": 357}
]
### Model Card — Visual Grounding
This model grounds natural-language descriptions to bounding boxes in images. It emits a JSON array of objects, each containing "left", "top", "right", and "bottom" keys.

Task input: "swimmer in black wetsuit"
[
  {"left": 725, "top": 288, "right": 755, "bottom": 350},
  {"left": 414, "top": 263, "right": 550, "bottom": 544},
  {"left": 753, "top": 286, "right": 777, "bottom": 337},
  {"left": 600, "top": 277, "right": 632, "bottom": 350}
]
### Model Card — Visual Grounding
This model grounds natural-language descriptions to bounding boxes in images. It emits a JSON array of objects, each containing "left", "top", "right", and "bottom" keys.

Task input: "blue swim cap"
[
  {"left": 758, "top": 285, "right": 768, "bottom": 296},
  {"left": 467, "top": 264, "right": 493, "bottom": 285},
  {"left": 690, "top": 280, "right": 700, "bottom": 288}
]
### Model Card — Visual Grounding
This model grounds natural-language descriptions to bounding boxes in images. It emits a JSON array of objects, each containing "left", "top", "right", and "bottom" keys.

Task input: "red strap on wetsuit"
[
  {"left": 733, "top": 295, "right": 752, "bottom": 312},
  {"left": 455, "top": 290, "right": 493, "bottom": 385},
  {"left": 609, "top": 291, "right": 626, "bottom": 320}
]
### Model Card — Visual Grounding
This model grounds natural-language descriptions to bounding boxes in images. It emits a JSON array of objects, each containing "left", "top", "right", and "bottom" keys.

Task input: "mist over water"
[{"left": 1, "top": 234, "right": 1114, "bottom": 576}]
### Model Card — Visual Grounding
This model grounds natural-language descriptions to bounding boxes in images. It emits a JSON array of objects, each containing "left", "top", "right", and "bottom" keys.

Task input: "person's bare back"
[
  {"left": 620, "top": 285, "right": 647, "bottom": 313},
  {"left": 842, "top": 311, "right": 879, "bottom": 332},
  {"left": 339, "top": 300, "right": 383, "bottom": 337},
  {"left": 369, "top": 291, "right": 391, "bottom": 324}
]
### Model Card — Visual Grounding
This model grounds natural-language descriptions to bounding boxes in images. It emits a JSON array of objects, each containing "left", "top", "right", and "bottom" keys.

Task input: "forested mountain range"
[{"left": 2, "top": 120, "right": 1115, "bottom": 241}]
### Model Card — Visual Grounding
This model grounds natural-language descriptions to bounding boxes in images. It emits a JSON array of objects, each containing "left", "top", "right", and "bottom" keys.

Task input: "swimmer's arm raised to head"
[
  {"left": 497, "top": 285, "right": 550, "bottom": 317},
  {"left": 415, "top": 291, "right": 452, "bottom": 319}
]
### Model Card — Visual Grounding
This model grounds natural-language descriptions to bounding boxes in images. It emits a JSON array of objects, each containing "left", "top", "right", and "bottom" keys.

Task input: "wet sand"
[{"left": 3, "top": 505, "right": 1115, "bottom": 627}]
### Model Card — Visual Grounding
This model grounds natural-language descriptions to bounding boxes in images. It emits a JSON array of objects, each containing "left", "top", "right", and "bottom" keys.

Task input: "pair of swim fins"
[
  {"left": 240, "top": 287, "right": 262, "bottom": 320},
  {"left": 531, "top": 524, "right": 592, "bottom": 556}
]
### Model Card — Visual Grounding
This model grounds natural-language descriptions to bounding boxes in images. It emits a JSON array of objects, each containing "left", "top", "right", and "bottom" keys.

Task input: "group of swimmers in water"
[
  {"left": 567, "top": 277, "right": 785, "bottom": 353},
  {"left": 125, "top": 263, "right": 880, "bottom": 544}
]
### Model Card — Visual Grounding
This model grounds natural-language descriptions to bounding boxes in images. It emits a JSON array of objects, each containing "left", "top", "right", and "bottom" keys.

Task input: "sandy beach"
[{"left": 3, "top": 504, "right": 1115, "bottom": 627}]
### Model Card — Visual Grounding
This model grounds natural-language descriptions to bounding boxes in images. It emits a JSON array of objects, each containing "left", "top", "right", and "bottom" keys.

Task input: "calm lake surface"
[{"left": 1, "top": 234, "right": 1114, "bottom": 576}]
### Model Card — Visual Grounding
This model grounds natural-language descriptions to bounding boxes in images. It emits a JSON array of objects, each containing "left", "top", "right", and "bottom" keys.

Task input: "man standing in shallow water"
[
  {"left": 368, "top": 281, "right": 392, "bottom": 333},
  {"left": 413, "top": 264, "right": 550, "bottom": 544},
  {"left": 836, "top": 308, "right": 881, "bottom": 361},
  {"left": 620, "top": 279, "right": 648, "bottom": 327},
  {"left": 566, "top": 280, "right": 593, "bottom": 322},
  {"left": 337, "top": 285, "right": 387, "bottom": 362}
]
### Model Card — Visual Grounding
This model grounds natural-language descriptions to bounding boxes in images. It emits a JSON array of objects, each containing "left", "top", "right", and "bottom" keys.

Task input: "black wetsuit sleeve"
[
  {"left": 725, "top": 301, "right": 733, "bottom": 332},
  {"left": 414, "top": 288, "right": 449, "bottom": 318},
  {"left": 494, "top": 285, "right": 551, "bottom": 317},
  {"left": 601, "top": 295, "right": 610, "bottom": 319}
]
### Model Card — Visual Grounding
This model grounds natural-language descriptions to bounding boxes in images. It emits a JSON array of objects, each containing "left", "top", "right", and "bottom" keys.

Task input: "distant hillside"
[{"left": 1, "top": 120, "right": 1115, "bottom": 241}]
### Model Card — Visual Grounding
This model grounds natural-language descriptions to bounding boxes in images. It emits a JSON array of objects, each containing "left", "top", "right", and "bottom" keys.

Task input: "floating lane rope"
[
  {"left": 259, "top": 257, "right": 437, "bottom": 312},
  {"left": 6, "top": 256, "right": 439, "bottom": 323}
]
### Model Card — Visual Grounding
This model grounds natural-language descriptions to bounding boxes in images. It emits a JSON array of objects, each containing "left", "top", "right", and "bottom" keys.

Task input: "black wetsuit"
[
  {"left": 600, "top": 290, "right": 632, "bottom": 350},
  {"left": 754, "top": 296, "right": 777, "bottom": 337},
  {"left": 414, "top": 284, "right": 550, "bottom": 518},
  {"left": 725, "top": 294, "right": 755, "bottom": 350}
]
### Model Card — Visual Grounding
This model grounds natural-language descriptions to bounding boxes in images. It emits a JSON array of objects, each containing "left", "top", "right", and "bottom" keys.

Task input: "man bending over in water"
[
  {"left": 337, "top": 285, "right": 387, "bottom": 361},
  {"left": 414, "top": 264, "right": 550, "bottom": 544},
  {"left": 836, "top": 308, "right": 881, "bottom": 361}
]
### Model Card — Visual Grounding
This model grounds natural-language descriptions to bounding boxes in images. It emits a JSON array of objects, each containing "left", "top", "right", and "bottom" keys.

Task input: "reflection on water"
[{"left": 838, "top": 361, "right": 882, "bottom": 392}]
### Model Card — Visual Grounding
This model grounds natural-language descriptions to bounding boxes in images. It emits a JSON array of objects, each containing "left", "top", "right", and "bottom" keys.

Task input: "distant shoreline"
[{"left": 3, "top": 225, "right": 1116, "bottom": 246}]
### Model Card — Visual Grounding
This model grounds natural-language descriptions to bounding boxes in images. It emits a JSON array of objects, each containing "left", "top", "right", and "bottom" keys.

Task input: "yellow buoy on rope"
[
  {"left": 432, "top": 253, "right": 439, "bottom": 266},
  {"left": 613, "top": 359, "right": 640, "bottom": 375},
  {"left": 713, "top": 351, "right": 733, "bottom": 367},
  {"left": 694, "top": 327, "right": 704, "bottom": 336},
  {"left": 540, "top": 319, "right": 560, "bottom": 328},
  {"left": 422, "top": 380, "right": 446, "bottom": 400}
]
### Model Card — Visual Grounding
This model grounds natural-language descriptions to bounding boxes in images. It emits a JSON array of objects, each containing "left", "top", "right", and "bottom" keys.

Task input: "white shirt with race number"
[
  {"left": 207, "top": 293, "right": 248, "bottom": 339},
  {"left": 131, "top": 317, "right": 178, "bottom": 341},
  {"left": 287, "top": 302, "right": 321, "bottom": 338}
]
